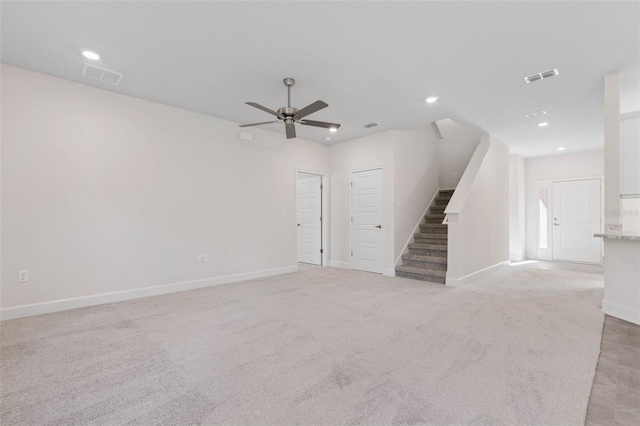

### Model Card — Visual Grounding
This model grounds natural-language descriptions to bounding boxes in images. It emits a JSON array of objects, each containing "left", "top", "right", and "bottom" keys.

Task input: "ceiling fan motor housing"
[{"left": 278, "top": 106, "right": 298, "bottom": 118}]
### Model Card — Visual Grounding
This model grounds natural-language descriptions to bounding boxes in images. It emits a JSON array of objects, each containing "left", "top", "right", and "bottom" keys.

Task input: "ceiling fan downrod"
[{"left": 283, "top": 78, "right": 295, "bottom": 108}]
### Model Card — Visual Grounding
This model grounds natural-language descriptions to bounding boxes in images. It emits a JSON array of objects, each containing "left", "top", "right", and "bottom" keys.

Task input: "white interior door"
[
  {"left": 351, "top": 168, "right": 384, "bottom": 273},
  {"left": 552, "top": 179, "right": 602, "bottom": 263},
  {"left": 297, "top": 174, "right": 322, "bottom": 265}
]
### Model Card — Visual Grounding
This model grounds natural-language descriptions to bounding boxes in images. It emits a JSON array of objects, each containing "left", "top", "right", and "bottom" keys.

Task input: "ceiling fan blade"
[
  {"left": 285, "top": 122, "right": 296, "bottom": 139},
  {"left": 298, "top": 119, "right": 341, "bottom": 130},
  {"left": 294, "top": 100, "right": 328, "bottom": 119},
  {"left": 245, "top": 102, "right": 283, "bottom": 118},
  {"left": 238, "top": 120, "right": 280, "bottom": 128}
]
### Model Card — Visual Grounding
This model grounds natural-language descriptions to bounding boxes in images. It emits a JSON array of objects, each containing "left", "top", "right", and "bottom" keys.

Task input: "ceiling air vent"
[
  {"left": 81, "top": 63, "right": 124, "bottom": 85},
  {"left": 362, "top": 122, "right": 379, "bottom": 128},
  {"left": 524, "top": 68, "right": 559, "bottom": 84}
]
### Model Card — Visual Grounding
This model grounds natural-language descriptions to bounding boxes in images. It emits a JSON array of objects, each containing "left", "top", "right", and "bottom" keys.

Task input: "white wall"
[
  {"left": 1, "top": 65, "right": 331, "bottom": 313},
  {"left": 524, "top": 149, "right": 604, "bottom": 259},
  {"left": 329, "top": 131, "right": 395, "bottom": 273},
  {"left": 603, "top": 240, "right": 640, "bottom": 324},
  {"left": 619, "top": 114, "right": 640, "bottom": 197},
  {"left": 393, "top": 125, "right": 440, "bottom": 262},
  {"left": 446, "top": 136, "right": 510, "bottom": 285},
  {"left": 509, "top": 155, "right": 526, "bottom": 261},
  {"left": 436, "top": 118, "right": 480, "bottom": 189},
  {"left": 329, "top": 124, "right": 440, "bottom": 275},
  {"left": 601, "top": 72, "right": 640, "bottom": 325}
]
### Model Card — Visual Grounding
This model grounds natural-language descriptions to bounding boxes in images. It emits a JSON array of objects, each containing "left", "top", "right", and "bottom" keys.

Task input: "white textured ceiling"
[{"left": 1, "top": 1, "right": 638, "bottom": 157}]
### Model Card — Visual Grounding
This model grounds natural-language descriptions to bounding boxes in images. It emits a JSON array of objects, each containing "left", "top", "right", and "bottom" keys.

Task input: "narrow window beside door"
[{"left": 538, "top": 187, "right": 548, "bottom": 250}]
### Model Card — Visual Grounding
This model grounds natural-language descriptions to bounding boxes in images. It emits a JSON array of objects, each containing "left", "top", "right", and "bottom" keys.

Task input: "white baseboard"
[
  {"left": 602, "top": 300, "right": 640, "bottom": 325},
  {"left": 446, "top": 260, "right": 510, "bottom": 287},
  {"left": 510, "top": 254, "right": 527, "bottom": 262},
  {"left": 330, "top": 260, "right": 350, "bottom": 269},
  {"left": 383, "top": 268, "right": 396, "bottom": 277},
  {"left": 0, "top": 265, "right": 298, "bottom": 321}
]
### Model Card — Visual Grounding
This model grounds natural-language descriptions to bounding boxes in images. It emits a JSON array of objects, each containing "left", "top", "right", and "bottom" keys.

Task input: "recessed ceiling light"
[
  {"left": 538, "top": 122, "right": 549, "bottom": 127},
  {"left": 329, "top": 127, "right": 338, "bottom": 132},
  {"left": 82, "top": 51, "right": 100, "bottom": 60},
  {"left": 325, "top": 137, "right": 332, "bottom": 141},
  {"left": 425, "top": 96, "right": 439, "bottom": 103},
  {"left": 557, "top": 146, "right": 566, "bottom": 151}
]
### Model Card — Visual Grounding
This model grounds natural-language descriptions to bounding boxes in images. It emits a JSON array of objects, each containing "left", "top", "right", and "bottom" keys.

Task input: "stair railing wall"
[{"left": 444, "top": 135, "right": 511, "bottom": 286}]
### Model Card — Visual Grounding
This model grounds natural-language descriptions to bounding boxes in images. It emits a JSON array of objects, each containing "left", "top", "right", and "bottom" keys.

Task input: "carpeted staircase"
[{"left": 395, "top": 189, "right": 454, "bottom": 284}]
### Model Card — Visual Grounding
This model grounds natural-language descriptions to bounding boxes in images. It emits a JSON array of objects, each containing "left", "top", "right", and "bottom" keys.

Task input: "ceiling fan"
[{"left": 239, "top": 78, "right": 341, "bottom": 139}]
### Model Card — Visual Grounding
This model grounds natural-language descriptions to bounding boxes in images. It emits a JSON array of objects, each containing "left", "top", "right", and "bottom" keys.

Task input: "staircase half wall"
[{"left": 444, "top": 135, "right": 510, "bottom": 286}]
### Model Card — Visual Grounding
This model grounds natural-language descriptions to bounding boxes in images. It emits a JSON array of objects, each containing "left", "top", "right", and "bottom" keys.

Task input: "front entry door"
[
  {"left": 552, "top": 179, "right": 601, "bottom": 263},
  {"left": 297, "top": 174, "right": 322, "bottom": 265},
  {"left": 351, "top": 168, "right": 384, "bottom": 273}
]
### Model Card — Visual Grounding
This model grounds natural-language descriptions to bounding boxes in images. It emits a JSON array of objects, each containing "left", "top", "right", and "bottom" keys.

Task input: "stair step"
[
  {"left": 426, "top": 213, "right": 446, "bottom": 219},
  {"left": 408, "top": 242, "right": 448, "bottom": 253},
  {"left": 402, "top": 253, "right": 447, "bottom": 269},
  {"left": 434, "top": 198, "right": 451, "bottom": 206},
  {"left": 430, "top": 206, "right": 446, "bottom": 213},
  {"left": 439, "top": 189, "right": 454, "bottom": 197},
  {"left": 395, "top": 265, "right": 446, "bottom": 284},
  {"left": 425, "top": 213, "right": 446, "bottom": 223},
  {"left": 414, "top": 233, "right": 447, "bottom": 245},
  {"left": 420, "top": 224, "right": 448, "bottom": 234},
  {"left": 414, "top": 232, "right": 447, "bottom": 239},
  {"left": 415, "top": 239, "right": 448, "bottom": 246}
]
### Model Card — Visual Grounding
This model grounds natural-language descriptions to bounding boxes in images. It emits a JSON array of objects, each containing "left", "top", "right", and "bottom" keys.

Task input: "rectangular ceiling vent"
[
  {"left": 81, "top": 63, "right": 124, "bottom": 85},
  {"left": 362, "top": 122, "right": 379, "bottom": 128},
  {"left": 524, "top": 68, "right": 559, "bottom": 84}
]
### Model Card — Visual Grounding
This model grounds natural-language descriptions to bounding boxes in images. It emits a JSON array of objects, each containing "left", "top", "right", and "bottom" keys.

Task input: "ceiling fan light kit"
[{"left": 239, "top": 78, "right": 341, "bottom": 139}]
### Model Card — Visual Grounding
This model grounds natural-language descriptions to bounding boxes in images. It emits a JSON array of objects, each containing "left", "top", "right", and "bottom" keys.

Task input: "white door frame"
[
  {"left": 295, "top": 169, "right": 328, "bottom": 268},
  {"left": 533, "top": 176, "right": 604, "bottom": 263},
  {"left": 349, "top": 166, "right": 385, "bottom": 273}
]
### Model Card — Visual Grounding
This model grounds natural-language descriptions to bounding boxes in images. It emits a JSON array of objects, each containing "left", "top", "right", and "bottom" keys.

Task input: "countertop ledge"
[{"left": 594, "top": 233, "right": 640, "bottom": 241}]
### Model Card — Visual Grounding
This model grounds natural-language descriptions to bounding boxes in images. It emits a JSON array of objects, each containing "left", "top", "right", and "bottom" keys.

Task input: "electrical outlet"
[
  {"left": 203, "top": 254, "right": 209, "bottom": 263},
  {"left": 197, "top": 254, "right": 203, "bottom": 264},
  {"left": 18, "top": 270, "right": 28, "bottom": 283},
  {"left": 227, "top": 251, "right": 233, "bottom": 260}
]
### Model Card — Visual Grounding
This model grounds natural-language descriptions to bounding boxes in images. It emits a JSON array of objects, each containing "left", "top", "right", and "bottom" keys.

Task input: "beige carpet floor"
[{"left": 1, "top": 263, "right": 604, "bottom": 425}]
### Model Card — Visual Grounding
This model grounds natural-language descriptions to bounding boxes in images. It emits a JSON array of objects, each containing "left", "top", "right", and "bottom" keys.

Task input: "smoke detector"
[
  {"left": 362, "top": 122, "right": 379, "bottom": 128},
  {"left": 81, "top": 63, "right": 124, "bottom": 85},
  {"left": 524, "top": 69, "right": 559, "bottom": 84}
]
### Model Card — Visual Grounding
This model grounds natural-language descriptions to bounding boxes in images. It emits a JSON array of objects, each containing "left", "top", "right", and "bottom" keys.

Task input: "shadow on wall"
[{"left": 436, "top": 118, "right": 481, "bottom": 189}]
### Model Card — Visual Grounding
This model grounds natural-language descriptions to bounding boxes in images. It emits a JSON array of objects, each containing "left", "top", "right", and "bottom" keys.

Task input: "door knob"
[
  {"left": 553, "top": 223, "right": 560, "bottom": 226},
  {"left": 297, "top": 223, "right": 301, "bottom": 226},
  {"left": 375, "top": 225, "right": 382, "bottom": 228}
]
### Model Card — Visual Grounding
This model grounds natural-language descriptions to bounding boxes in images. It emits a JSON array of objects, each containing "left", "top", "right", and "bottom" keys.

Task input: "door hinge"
[
  {"left": 320, "top": 184, "right": 323, "bottom": 189},
  {"left": 320, "top": 216, "right": 322, "bottom": 222},
  {"left": 351, "top": 251, "right": 353, "bottom": 256},
  {"left": 320, "top": 249, "right": 323, "bottom": 254},
  {"left": 350, "top": 182, "right": 353, "bottom": 187},
  {"left": 351, "top": 216, "right": 353, "bottom": 222}
]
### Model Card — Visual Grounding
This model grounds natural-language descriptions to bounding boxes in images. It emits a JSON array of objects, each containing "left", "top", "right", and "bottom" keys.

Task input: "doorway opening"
[{"left": 296, "top": 170, "right": 327, "bottom": 267}]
